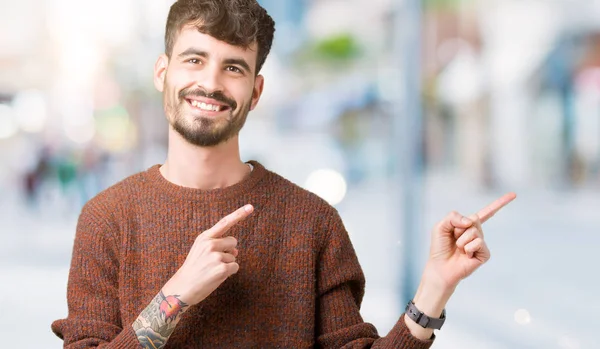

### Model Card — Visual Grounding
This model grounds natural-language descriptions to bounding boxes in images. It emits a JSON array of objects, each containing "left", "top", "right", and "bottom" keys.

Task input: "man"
[{"left": 52, "top": 0, "right": 516, "bottom": 348}]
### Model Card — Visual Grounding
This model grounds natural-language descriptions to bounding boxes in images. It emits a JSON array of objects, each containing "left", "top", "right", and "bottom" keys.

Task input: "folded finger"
[
  {"left": 464, "top": 237, "right": 485, "bottom": 258},
  {"left": 220, "top": 252, "right": 236, "bottom": 263},
  {"left": 456, "top": 226, "right": 480, "bottom": 249}
]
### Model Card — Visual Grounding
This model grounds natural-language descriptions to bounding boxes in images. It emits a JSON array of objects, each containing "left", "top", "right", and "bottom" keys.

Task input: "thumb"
[
  {"left": 469, "top": 213, "right": 482, "bottom": 230},
  {"left": 437, "top": 211, "right": 473, "bottom": 235},
  {"left": 454, "top": 213, "right": 482, "bottom": 240}
]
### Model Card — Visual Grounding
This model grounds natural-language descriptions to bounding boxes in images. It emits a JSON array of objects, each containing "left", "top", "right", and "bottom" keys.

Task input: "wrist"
[
  {"left": 413, "top": 264, "right": 456, "bottom": 317},
  {"left": 405, "top": 299, "right": 446, "bottom": 330},
  {"left": 162, "top": 273, "right": 196, "bottom": 306},
  {"left": 403, "top": 266, "right": 455, "bottom": 337}
]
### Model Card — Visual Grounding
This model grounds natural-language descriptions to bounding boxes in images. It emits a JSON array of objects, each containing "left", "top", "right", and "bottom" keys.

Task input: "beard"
[{"left": 164, "top": 84, "right": 251, "bottom": 147}]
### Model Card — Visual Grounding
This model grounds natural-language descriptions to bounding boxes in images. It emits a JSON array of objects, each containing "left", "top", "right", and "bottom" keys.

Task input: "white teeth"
[{"left": 190, "top": 100, "right": 223, "bottom": 112}]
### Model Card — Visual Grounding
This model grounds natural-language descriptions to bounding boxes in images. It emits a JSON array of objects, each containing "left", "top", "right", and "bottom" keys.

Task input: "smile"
[{"left": 185, "top": 99, "right": 231, "bottom": 113}]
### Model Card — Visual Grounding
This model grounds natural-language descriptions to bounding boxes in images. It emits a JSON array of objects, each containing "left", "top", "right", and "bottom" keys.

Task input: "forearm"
[
  {"left": 132, "top": 290, "right": 190, "bottom": 349},
  {"left": 404, "top": 264, "right": 455, "bottom": 340}
]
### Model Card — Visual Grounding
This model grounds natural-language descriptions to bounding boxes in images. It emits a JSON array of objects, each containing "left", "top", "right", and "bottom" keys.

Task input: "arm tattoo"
[{"left": 133, "top": 291, "right": 189, "bottom": 349}]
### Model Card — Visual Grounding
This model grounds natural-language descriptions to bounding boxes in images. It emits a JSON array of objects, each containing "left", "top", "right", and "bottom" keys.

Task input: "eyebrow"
[
  {"left": 177, "top": 47, "right": 253, "bottom": 74},
  {"left": 177, "top": 48, "right": 209, "bottom": 59}
]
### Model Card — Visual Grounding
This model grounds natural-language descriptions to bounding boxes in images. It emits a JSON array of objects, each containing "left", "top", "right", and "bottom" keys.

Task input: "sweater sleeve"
[
  {"left": 315, "top": 208, "right": 434, "bottom": 349},
  {"left": 51, "top": 201, "right": 142, "bottom": 348}
]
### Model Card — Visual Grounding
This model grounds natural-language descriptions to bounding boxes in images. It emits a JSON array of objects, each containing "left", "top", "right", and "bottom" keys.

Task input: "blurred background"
[{"left": 1, "top": 0, "right": 599, "bottom": 348}]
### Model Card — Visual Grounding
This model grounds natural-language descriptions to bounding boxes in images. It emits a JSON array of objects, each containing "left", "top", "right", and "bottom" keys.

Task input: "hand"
[
  {"left": 162, "top": 204, "right": 254, "bottom": 305},
  {"left": 425, "top": 192, "right": 516, "bottom": 291},
  {"left": 405, "top": 193, "right": 515, "bottom": 339}
]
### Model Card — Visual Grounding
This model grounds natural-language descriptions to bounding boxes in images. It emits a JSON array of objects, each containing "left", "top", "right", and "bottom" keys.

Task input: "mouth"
[{"left": 185, "top": 98, "right": 231, "bottom": 115}]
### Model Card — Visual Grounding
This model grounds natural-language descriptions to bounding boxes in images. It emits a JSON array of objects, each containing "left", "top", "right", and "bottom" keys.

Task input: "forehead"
[{"left": 172, "top": 26, "right": 258, "bottom": 62}]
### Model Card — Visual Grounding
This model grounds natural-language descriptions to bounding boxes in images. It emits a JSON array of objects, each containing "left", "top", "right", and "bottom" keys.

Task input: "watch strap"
[{"left": 405, "top": 300, "right": 446, "bottom": 330}]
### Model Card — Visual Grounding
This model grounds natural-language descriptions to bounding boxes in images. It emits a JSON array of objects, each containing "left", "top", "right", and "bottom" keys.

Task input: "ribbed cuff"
[
  {"left": 108, "top": 326, "right": 143, "bottom": 348},
  {"left": 385, "top": 314, "right": 435, "bottom": 349}
]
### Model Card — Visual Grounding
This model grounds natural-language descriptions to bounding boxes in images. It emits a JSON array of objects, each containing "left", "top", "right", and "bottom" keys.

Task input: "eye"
[
  {"left": 226, "top": 66, "right": 242, "bottom": 74},
  {"left": 187, "top": 58, "right": 201, "bottom": 64}
]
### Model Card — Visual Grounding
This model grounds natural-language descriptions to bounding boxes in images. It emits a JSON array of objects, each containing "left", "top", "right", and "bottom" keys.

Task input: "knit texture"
[{"left": 52, "top": 161, "right": 434, "bottom": 349}]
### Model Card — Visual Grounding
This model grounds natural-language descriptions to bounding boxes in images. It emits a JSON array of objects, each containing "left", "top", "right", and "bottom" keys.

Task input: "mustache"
[{"left": 179, "top": 88, "right": 237, "bottom": 111}]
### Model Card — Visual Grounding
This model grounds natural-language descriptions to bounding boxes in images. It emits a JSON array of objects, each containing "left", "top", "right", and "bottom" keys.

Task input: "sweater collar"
[{"left": 145, "top": 160, "right": 267, "bottom": 202}]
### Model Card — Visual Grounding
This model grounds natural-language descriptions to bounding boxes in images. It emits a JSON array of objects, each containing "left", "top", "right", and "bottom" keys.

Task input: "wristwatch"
[{"left": 405, "top": 300, "right": 446, "bottom": 330}]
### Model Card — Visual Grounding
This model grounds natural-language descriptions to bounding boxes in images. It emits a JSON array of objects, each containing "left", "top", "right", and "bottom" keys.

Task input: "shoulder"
[
  {"left": 81, "top": 167, "right": 152, "bottom": 221},
  {"left": 258, "top": 167, "right": 349, "bottom": 249},
  {"left": 262, "top": 168, "right": 337, "bottom": 211},
  {"left": 259, "top": 166, "right": 343, "bottom": 229}
]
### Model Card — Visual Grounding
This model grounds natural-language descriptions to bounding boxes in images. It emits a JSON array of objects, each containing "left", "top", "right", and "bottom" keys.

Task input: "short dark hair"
[{"left": 165, "top": 0, "right": 275, "bottom": 74}]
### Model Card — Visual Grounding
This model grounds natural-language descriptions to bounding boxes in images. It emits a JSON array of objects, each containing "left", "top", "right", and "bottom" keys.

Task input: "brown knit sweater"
[{"left": 52, "top": 161, "right": 434, "bottom": 348}]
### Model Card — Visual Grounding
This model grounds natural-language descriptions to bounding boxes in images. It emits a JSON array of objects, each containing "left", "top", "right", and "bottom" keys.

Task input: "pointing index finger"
[
  {"left": 477, "top": 192, "right": 516, "bottom": 224},
  {"left": 203, "top": 204, "right": 254, "bottom": 239}
]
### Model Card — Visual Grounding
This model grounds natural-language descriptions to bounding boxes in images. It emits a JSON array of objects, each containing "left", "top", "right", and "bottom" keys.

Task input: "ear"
[
  {"left": 153, "top": 54, "right": 169, "bottom": 92},
  {"left": 250, "top": 75, "right": 264, "bottom": 111}
]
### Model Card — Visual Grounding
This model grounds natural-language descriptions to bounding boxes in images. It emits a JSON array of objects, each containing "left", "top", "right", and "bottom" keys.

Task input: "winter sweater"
[{"left": 52, "top": 161, "right": 434, "bottom": 348}]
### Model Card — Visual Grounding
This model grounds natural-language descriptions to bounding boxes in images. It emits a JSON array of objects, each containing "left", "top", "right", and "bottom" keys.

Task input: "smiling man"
[
  {"left": 51, "top": 1, "right": 515, "bottom": 348},
  {"left": 163, "top": 38, "right": 257, "bottom": 148}
]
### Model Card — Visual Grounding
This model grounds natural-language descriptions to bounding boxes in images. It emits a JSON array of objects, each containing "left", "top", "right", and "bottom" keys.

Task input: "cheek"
[
  {"left": 236, "top": 83, "right": 256, "bottom": 102},
  {"left": 165, "top": 69, "right": 190, "bottom": 94},
  {"left": 163, "top": 84, "right": 177, "bottom": 105},
  {"left": 223, "top": 86, "right": 243, "bottom": 106}
]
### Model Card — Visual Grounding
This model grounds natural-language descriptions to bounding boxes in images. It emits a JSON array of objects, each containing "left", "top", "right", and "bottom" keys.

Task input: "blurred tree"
[{"left": 423, "top": 0, "right": 467, "bottom": 11}]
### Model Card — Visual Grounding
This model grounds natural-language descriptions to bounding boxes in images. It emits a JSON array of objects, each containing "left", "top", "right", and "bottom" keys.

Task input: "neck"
[{"left": 160, "top": 128, "right": 250, "bottom": 190}]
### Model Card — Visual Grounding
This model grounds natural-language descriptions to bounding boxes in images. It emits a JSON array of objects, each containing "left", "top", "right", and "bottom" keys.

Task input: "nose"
[{"left": 194, "top": 64, "right": 224, "bottom": 93}]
